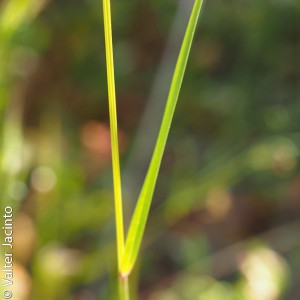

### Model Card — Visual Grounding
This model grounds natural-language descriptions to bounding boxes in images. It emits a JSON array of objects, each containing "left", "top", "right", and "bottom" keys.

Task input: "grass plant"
[{"left": 102, "top": 0, "right": 204, "bottom": 298}]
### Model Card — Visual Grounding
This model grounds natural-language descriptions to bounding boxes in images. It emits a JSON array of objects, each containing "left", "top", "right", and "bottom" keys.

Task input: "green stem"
[
  {"left": 119, "top": 275, "right": 130, "bottom": 300},
  {"left": 102, "top": 0, "right": 125, "bottom": 268}
]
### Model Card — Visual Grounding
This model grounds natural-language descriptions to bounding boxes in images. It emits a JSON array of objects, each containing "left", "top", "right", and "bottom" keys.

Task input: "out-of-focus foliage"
[{"left": 0, "top": 0, "right": 299, "bottom": 299}]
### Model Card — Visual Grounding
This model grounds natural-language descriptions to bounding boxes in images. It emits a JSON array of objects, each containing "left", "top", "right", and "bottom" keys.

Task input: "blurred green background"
[{"left": 1, "top": 0, "right": 300, "bottom": 299}]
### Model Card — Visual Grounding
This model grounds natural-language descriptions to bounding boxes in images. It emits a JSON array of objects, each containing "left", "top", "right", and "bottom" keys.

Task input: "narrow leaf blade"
[{"left": 120, "top": 0, "right": 204, "bottom": 276}]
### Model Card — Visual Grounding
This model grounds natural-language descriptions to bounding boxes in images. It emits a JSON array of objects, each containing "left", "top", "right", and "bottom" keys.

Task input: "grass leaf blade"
[{"left": 120, "top": 0, "right": 204, "bottom": 276}]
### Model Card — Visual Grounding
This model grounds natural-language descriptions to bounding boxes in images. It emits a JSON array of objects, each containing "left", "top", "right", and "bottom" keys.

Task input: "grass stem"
[
  {"left": 118, "top": 275, "right": 130, "bottom": 300},
  {"left": 102, "top": 0, "right": 125, "bottom": 268}
]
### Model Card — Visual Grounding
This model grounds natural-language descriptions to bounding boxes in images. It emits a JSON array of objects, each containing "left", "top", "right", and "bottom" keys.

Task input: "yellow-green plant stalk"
[
  {"left": 102, "top": 0, "right": 124, "bottom": 267},
  {"left": 102, "top": 0, "right": 204, "bottom": 298},
  {"left": 102, "top": 0, "right": 129, "bottom": 298}
]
